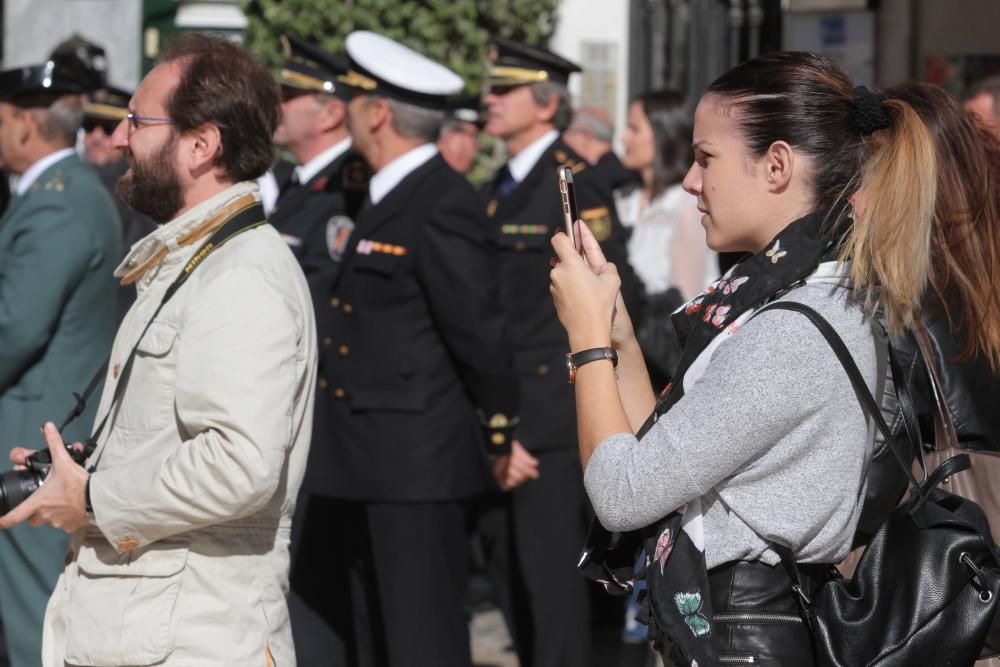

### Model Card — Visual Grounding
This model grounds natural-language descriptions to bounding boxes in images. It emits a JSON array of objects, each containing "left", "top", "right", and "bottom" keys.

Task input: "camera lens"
[{"left": 0, "top": 469, "right": 43, "bottom": 515}]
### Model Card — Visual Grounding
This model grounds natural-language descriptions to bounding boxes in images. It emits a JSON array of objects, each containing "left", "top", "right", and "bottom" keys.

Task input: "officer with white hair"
[{"left": 291, "top": 31, "right": 519, "bottom": 667}]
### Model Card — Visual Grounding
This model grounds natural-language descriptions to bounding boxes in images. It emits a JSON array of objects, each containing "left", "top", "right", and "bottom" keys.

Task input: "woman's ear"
[{"left": 763, "top": 140, "right": 795, "bottom": 193}]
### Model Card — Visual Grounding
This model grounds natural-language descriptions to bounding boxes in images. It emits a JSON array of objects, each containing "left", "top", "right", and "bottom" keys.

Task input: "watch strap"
[{"left": 567, "top": 347, "right": 618, "bottom": 383}]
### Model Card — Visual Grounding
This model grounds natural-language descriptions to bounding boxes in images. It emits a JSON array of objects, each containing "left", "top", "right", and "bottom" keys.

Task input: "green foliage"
[{"left": 243, "top": 0, "right": 560, "bottom": 95}]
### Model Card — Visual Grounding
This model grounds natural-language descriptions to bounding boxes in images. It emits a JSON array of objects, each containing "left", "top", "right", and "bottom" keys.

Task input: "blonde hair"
[
  {"left": 847, "top": 83, "right": 1000, "bottom": 370},
  {"left": 841, "top": 99, "right": 937, "bottom": 335}
]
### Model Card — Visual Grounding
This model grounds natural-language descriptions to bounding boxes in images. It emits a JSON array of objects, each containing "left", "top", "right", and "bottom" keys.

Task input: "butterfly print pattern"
[
  {"left": 685, "top": 295, "right": 705, "bottom": 316},
  {"left": 702, "top": 304, "right": 731, "bottom": 328},
  {"left": 654, "top": 528, "right": 675, "bottom": 574},
  {"left": 765, "top": 239, "right": 787, "bottom": 264},
  {"left": 674, "top": 591, "right": 711, "bottom": 638}
]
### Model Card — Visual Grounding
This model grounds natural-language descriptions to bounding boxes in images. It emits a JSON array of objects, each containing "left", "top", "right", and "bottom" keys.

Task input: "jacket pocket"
[
  {"left": 352, "top": 251, "right": 401, "bottom": 277},
  {"left": 64, "top": 538, "right": 189, "bottom": 666},
  {"left": 114, "top": 321, "right": 180, "bottom": 432}
]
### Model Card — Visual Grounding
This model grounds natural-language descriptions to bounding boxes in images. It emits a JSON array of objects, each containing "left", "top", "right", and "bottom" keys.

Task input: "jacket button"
[
  {"left": 338, "top": 345, "right": 350, "bottom": 357},
  {"left": 330, "top": 297, "right": 341, "bottom": 308},
  {"left": 342, "top": 303, "right": 353, "bottom": 315},
  {"left": 334, "top": 387, "right": 346, "bottom": 399},
  {"left": 537, "top": 364, "right": 549, "bottom": 376},
  {"left": 515, "top": 241, "right": 526, "bottom": 251},
  {"left": 323, "top": 337, "right": 332, "bottom": 347},
  {"left": 116, "top": 538, "right": 139, "bottom": 553},
  {"left": 318, "top": 378, "right": 328, "bottom": 390}
]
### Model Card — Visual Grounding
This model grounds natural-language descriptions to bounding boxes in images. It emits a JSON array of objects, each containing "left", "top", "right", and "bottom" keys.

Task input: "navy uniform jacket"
[
  {"left": 269, "top": 149, "right": 370, "bottom": 285},
  {"left": 484, "top": 138, "right": 642, "bottom": 454},
  {"left": 304, "top": 153, "right": 519, "bottom": 502}
]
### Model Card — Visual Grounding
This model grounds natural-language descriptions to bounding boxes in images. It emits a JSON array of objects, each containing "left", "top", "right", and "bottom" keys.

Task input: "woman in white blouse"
[
  {"left": 615, "top": 90, "right": 717, "bottom": 386},
  {"left": 616, "top": 90, "right": 717, "bottom": 300}
]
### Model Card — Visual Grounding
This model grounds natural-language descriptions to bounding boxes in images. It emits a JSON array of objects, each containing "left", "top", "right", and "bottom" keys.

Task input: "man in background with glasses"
[
  {"left": 0, "top": 59, "right": 120, "bottom": 667},
  {"left": 81, "top": 85, "right": 155, "bottom": 324}
]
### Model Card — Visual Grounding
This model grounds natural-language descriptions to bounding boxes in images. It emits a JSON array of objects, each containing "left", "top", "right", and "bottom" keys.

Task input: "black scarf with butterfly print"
[{"left": 578, "top": 206, "right": 849, "bottom": 665}]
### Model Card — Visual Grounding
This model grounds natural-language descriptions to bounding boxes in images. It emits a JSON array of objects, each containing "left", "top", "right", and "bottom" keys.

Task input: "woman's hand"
[
  {"left": 560, "top": 222, "right": 639, "bottom": 351},
  {"left": 550, "top": 222, "right": 620, "bottom": 351}
]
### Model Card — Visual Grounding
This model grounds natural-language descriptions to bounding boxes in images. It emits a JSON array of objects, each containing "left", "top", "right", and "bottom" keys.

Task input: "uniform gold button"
[
  {"left": 323, "top": 337, "right": 332, "bottom": 347},
  {"left": 116, "top": 538, "right": 139, "bottom": 553},
  {"left": 330, "top": 297, "right": 341, "bottom": 308},
  {"left": 491, "top": 433, "right": 506, "bottom": 445},
  {"left": 515, "top": 241, "right": 526, "bottom": 251},
  {"left": 537, "top": 364, "right": 549, "bottom": 376},
  {"left": 334, "top": 387, "right": 346, "bottom": 399},
  {"left": 342, "top": 303, "right": 353, "bottom": 315},
  {"left": 318, "top": 378, "right": 328, "bottom": 390},
  {"left": 338, "top": 345, "right": 350, "bottom": 357}
]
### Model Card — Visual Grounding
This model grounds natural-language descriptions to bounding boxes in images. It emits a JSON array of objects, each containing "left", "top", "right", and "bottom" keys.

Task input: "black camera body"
[{"left": 0, "top": 444, "right": 86, "bottom": 515}]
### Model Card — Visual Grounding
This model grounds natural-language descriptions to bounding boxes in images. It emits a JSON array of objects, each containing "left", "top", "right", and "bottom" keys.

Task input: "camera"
[{"left": 0, "top": 444, "right": 86, "bottom": 515}]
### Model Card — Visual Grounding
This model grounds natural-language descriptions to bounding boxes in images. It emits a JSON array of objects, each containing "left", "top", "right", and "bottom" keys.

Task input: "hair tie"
[{"left": 853, "top": 85, "right": 890, "bottom": 136}]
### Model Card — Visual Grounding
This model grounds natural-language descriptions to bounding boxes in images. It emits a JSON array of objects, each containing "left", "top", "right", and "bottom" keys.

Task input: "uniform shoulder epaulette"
[
  {"left": 30, "top": 169, "right": 66, "bottom": 193},
  {"left": 552, "top": 148, "right": 586, "bottom": 174}
]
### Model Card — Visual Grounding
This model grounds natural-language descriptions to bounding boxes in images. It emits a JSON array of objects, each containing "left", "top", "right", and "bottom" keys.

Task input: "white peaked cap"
[{"left": 344, "top": 31, "right": 464, "bottom": 107}]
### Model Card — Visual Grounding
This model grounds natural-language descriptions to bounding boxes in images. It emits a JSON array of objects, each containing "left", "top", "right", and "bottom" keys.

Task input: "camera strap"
[{"left": 62, "top": 199, "right": 267, "bottom": 472}]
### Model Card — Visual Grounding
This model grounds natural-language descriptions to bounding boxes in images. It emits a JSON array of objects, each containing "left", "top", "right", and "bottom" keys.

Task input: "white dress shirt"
[{"left": 368, "top": 143, "right": 439, "bottom": 205}]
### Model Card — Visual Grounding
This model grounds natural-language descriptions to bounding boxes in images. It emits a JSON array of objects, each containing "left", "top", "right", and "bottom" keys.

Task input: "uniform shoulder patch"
[
  {"left": 32, "top": 169, "right": 66, "bottom": 193},
  {"left": 580, "top": 206, "right": 611, "bottom": 241}
]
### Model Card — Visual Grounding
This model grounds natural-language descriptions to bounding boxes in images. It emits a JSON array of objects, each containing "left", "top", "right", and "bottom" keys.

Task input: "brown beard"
[{"left": 115, "top": 134, "right": 185, "bottom": 224}]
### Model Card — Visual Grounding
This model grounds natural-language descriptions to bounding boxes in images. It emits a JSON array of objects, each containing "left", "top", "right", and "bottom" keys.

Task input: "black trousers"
[
  {"left": 290, "top": 497, "right": 472, "bottom": 667},
  {"left": 477, "top": 449, "right": 593, "bottom": 667}
]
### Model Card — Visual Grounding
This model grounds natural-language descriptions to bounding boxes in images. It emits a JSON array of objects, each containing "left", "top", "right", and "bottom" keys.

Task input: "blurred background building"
[{"left": 5, "top": 0, "right": 999, "bottom": 151}]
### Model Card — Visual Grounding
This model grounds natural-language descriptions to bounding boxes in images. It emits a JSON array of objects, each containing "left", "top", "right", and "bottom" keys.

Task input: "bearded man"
[{"left": 0, "top": 34, "right": 318, "bottom": 667}]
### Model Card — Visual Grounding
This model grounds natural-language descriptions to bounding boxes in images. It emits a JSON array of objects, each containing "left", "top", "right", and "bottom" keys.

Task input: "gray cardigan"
[{"left": 584, "top": 270, "right": 886, "bottom": 567}]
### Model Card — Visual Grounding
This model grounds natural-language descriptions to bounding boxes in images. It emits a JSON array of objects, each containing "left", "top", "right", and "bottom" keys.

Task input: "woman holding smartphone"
[{"left": 549, "top": 52, "right": 1000, "bottom": 665}]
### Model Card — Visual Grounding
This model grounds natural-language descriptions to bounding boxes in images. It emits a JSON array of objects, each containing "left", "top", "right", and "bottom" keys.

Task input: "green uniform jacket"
[{"left": 0, "top": 152, "right": 121, "bottom": 453}]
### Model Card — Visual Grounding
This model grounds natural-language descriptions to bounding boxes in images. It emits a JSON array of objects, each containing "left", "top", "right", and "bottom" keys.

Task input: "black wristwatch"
[{"left": 566, "top": 347, "right": 618, "bottom": 384}]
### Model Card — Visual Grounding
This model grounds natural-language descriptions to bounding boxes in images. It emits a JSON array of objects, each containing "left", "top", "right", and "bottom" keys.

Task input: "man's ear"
[
  {"left": 534, "top": 91, "right": 559, "bottom": 126},
  {"left": 318, "top": 98, "right": 346, "bottom": 133},
  {"left": 13, "top": 108, "right": 34, "bottom": 147},
  {"left": 763, "top": 140, "right": 795, "bottom": 193},
  {"left": 368, "top": 97, "right": 390, "bottom": 133},
  {"left": 186, "top": 123, "right": 223, "bottom": 173}
]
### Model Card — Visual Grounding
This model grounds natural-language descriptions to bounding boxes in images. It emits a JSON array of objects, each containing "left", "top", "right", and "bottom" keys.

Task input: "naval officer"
[{"left": 291, "top": 31, "right": 519, "bottom": 667}]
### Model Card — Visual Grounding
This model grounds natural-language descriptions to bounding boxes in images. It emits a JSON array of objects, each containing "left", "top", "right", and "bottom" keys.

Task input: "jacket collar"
[{"left": 114, "top": 181, "right": 261, "bottom": 285}]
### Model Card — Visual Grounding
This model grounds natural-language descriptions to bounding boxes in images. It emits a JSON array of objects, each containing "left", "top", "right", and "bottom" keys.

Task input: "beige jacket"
[{"left": 42, "top": 182, "right": 317, "bottom": 667}]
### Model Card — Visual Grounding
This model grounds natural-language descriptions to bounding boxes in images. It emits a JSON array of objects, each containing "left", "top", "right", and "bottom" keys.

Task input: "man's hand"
[
  {"left": 491, "top": 439, "right": 540, "bottom": 492},
  {"left": 0, "top": 422, "right": 89, "bottom": 532}
]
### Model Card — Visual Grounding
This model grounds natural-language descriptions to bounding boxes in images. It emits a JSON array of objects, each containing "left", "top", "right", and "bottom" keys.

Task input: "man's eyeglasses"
[
  {"left": 126, "top": 112, "right": 175, "bottom": 134},
  {"left": 82, "top": 117, "right": 120, "bottom": 136}
]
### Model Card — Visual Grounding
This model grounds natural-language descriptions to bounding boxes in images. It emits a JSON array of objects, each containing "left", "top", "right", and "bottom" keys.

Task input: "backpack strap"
[{"left": 745, "top": 301, "right": 967, "bottom": 613}]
